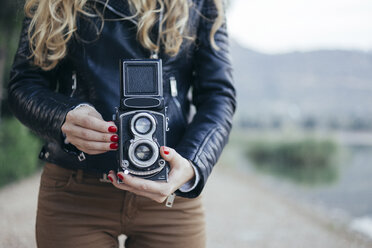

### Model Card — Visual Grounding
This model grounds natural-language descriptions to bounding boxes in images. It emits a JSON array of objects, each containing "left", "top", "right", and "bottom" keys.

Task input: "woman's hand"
[
  {"left": 61, "top": 105, "right": 118, "bottom": 155},
  {"left": 108, "top": 146, "right": 195, "bottom": 203}
]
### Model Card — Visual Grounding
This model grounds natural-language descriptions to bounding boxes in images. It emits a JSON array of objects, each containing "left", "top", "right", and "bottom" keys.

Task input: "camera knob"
[
  {"left": 121, "top": 160, "right": 129, "bottom": 170},
  {"left": 158, "top": 159, "right": 165, "bottom": 166}
]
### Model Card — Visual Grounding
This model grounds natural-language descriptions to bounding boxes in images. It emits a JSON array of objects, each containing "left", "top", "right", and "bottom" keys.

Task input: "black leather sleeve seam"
[{"left": 192, "top": 126, "right": 220, "bottom": 162}]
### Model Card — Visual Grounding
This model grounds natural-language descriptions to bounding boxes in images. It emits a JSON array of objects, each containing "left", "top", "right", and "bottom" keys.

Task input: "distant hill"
[{"left": 230, "top": 41, "right": 372, "bottom": 129}]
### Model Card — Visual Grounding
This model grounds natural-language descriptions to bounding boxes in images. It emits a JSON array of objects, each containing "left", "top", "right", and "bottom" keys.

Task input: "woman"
[{"left": 8, "top": 0, "right": 236, "bottom": 247}]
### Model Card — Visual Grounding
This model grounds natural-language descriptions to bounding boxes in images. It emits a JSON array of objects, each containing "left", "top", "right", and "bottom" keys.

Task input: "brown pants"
[{"left": 36, "top": 163, "right": 205, "bottom": 248}]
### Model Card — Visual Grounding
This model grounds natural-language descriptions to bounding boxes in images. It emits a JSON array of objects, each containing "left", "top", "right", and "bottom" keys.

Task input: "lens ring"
[
  {"left": 134, "top": 143, "right": 153, "bottom": 161},
  {"left": 128, "top": 139, "right": 159, "bottom": 168},
  {"left": 130, "top": 112, "right": 156, "bottom": 137},
  {"left": 134, "top": 117, "right": 152, "bottom": 135}
]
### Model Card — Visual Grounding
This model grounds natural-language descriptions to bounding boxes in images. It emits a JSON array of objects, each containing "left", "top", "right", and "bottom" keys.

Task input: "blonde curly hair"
[{"left": 25, "top": 0, "right": 224, "bottom": 71}]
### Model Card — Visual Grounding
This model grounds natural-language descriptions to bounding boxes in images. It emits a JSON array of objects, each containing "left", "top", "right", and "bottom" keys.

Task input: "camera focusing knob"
[{"left": 121, "top": 160, "right": 129, "bottom": 170}]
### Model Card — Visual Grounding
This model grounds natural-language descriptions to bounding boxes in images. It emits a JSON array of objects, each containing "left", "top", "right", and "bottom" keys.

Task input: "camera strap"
[{"left": 150, "top": 7, "right": 163, "bottom": 59}]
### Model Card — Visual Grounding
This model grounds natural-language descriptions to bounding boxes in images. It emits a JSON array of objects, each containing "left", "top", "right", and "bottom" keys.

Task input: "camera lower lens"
[
  {"left": 134, "top": 144, "right": 153, "bottom": 161},
  {"left": 134, "top": 117, "right": 152, "bottom": 134}
]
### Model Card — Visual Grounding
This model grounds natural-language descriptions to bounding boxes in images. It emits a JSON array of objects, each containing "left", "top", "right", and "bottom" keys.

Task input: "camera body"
[{"left": 115, "top": 59, "right": 169, "bottom": 181}]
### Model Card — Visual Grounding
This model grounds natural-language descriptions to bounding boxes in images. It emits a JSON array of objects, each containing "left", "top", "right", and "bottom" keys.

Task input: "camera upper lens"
[
  {"left": 130, "top": 112, "right": 156, "bottom": 137},
  {"left": 134, "top": 117, "right": 152, "bottom": 134},
  {"left": 134, "top": 144, "right": 153, "bottom": 161}
]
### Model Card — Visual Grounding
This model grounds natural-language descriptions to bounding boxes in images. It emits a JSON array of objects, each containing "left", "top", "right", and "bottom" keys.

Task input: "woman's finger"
[
  {"left": 116, "top": 172, "right": 172, "bottom": 197},
  {"left": 64, "top": 124, "right": 118, "bottom": 142},
  {"left": 108, "top": 172, "right": 167, "bottom": 203},
  {"left": 159, "top": 146, "right": 181, "bottom": 168},
  {"left": 159, "top": 146, "right": 195, "bottom": 190},
  {"left": 66, "top": 109, "right": 117, "bottom": 134},
  {"left": 68, "top": 135, "right": 118, "bottom": 152},
  {"left": 72, "top": 115, "right": 116, "bottom": 133}
]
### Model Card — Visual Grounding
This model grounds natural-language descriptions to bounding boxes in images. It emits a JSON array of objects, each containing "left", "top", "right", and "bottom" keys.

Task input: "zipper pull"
[
  {"left": 165, "top": 193, "right": 175, "bottom": 208},
  {"left": 70, "top": 71, "right": 77, "bottom": 97},
  {"left": 169, "top": 76, "right": 178, "bottom": 97}
]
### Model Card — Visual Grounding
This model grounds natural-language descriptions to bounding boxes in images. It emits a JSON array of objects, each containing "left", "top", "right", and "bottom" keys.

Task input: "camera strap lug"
[
  {"left": 150, "top": 52, "right": 159, "bottom": 59},
  {"left": 149, "top": 8, "right": 163, "bottom": 59},
  {"left": 165, "top": 193, "right": 175, "bottom": 208}
]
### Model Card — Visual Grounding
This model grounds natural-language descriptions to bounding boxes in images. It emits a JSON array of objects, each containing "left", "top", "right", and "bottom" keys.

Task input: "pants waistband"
[
  {"left": 45, "top": 163, "right": 112, "bottom": 183},
  {"left": 77, "top": 169, "right": 112, "bottom": 183}
]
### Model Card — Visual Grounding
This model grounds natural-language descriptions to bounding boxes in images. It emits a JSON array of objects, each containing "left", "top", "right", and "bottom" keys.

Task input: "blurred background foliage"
[
  {"left": 0, "top": 118, "right": 41, "bottom": 187},
  {"left": 0, "top": 0, "right": 24, "bottom": 117},
  {"left": 220, "top": 129, "right": 342, "bottom": 186},
  {"left": 246, "top": 138, "right": 339, "bottom": 185},
  {"left": 0, "top": 0, "right": 42, "bottom": 187}
]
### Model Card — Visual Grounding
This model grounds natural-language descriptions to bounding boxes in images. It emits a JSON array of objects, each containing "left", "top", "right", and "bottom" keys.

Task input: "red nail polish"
[
  {"left": 110, "top": 143, "right": 118, "bottom": 149},
  {"left": 108, "top": 176, "right": 113, "bottom": 183},
  {"left": 110, "top": 135, "right": 119, "bottom": 142},
  {"left": 163, "top": 147, "right": 170, "bottom": 155},
  {"left": 108, "top": 126, "right": 117, "bottom": 133},
  {"left": 117, "top": 173, "right": 124, "bottom": 180}
]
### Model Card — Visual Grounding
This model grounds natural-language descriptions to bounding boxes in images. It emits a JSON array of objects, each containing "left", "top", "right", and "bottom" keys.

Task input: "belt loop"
[{"left": 76, "top": 169, "right": 84, "bottom": 183}]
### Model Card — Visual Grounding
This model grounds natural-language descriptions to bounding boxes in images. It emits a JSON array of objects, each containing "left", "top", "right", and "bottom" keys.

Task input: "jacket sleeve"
[
  {"left": 175, "top": 0, "right": 236, "bottom": 198},
  {"left": 8, "top": 17, "right": 85, "bottom": 145}
]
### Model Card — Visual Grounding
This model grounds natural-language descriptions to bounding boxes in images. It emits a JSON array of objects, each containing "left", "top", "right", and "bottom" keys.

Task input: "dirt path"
[
  {"left": 0, "top": 168, "right": 371, "bottom": 248},
  {"left": 203, "top": 167, "right": 372, "bottom": 248}
]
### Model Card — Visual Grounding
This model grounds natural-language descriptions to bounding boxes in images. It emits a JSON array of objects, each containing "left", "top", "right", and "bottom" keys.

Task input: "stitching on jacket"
[{"left": 193, "top": 126, "right": 221, "bottom": 162}]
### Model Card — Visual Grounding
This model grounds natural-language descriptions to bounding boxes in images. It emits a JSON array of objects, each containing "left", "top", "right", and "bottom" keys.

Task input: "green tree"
[{"left": 0, "top": 0, "right": 24, "bottom": 120}]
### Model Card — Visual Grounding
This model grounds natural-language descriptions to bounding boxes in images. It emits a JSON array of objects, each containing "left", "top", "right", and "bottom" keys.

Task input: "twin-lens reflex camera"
[{"left": 115, "top": 59, "right": 169, "bottom": 181}]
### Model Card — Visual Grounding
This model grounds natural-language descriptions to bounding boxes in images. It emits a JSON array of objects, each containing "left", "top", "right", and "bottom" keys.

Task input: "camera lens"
[
  {"left": 134, "top": 117, "right": 152, "bottom": 134},
  {"left": 134, "top": 144, "right": 153, "bottom": 161}
]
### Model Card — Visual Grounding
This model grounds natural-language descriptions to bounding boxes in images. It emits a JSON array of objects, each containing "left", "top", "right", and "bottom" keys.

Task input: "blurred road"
[
  {"left": 203, "top": 166, "right": 372, "bottom": 248},
  {"left": 0, "top": 167, "right": 371, "bottom": 248}
]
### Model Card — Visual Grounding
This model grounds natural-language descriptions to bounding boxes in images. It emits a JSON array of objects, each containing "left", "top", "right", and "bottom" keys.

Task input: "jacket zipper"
[
  {"left": 169, "top": 76, "right": 178, "bottom": 97},
  {"left": 70, "top": 71, "right": 77, "bottom": 97},
  {"left": 69, "top": 71, "right": 86, "bottom": 162},
  {"left": 169, "top": 76, "right": 187, "bottom": 124}
]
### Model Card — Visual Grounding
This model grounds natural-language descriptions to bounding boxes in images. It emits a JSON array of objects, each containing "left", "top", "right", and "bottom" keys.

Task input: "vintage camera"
[{"left": 115, "top": 59, "right": 169, "bottom": 181}]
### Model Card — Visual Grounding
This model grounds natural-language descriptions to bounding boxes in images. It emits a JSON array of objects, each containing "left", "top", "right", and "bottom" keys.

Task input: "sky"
[{"left": 227, "top": 0, "right": 372, "bottom": 53}]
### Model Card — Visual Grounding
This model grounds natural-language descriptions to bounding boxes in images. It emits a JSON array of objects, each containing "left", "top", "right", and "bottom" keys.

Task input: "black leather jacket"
[{"left": 8, "top": 0, "right": 236, "bottom": 198}]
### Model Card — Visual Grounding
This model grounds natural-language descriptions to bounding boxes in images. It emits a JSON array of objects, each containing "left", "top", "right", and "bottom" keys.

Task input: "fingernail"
[
  {"left": 163, "top": 146, "right": 170, "bottom": 155},
  {"left": 110, "top": 143, "right": 118, "bottom": 149},
  {"left": 108, "top": 126, "right": 117, "bottom": 133},
  {"left": 110, "top": 135, "right": 119, "bottom": 142},
  {"left": 117, "top": 173, "right": 124, "bottom": 180},
  {"left": 108, "top": 175, "right": 113, "bottom": 183}
]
